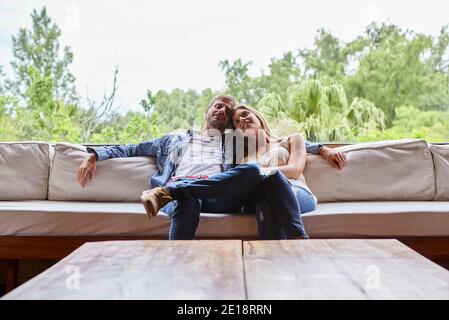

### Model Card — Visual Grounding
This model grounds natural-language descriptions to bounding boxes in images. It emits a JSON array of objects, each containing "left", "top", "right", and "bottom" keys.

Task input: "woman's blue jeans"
[{"left": 256, "top": 171, "right": 316, "bottom": 240}]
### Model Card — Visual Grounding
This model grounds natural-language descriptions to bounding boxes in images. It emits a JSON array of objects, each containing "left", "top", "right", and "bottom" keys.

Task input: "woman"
[{"left": 232, "top": 104, "right": 319, "bottom": 239}]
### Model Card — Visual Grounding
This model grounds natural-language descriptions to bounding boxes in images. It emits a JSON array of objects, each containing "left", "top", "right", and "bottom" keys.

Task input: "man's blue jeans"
[
  {"left": 256, "top": 171, "right": 316, "bottom": 239},
  {"left": 161, "top": 163, "right": 261, "bottom": 240}
]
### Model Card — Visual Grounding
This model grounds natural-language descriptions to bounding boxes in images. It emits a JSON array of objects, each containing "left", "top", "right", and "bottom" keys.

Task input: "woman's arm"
[{"left": 264, "top": 133, "right": 306, "bottom": 179}]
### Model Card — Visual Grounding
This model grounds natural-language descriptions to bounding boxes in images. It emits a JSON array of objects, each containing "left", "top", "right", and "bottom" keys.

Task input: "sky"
[{"left": 1, "top": 0, "right": 448, "bottom": 113}]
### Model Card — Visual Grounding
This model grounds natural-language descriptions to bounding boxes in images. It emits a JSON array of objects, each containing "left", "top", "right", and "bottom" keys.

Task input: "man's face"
[{"left": 205, "top": 99, "right": 234, "bottom": 132}]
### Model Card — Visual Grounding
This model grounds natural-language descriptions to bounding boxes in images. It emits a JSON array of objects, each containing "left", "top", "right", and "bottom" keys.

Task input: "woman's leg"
[
  {"left": 260, "top": 171, "right": 309, "bottom": 239},
  {"left": 293, "top": 185, "right": 316, "bottom": 214},
  {"left": 256, "top": 196, "right": 286, "bottom": 240}
]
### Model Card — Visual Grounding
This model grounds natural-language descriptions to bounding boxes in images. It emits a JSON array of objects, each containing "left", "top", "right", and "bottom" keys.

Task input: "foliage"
[
  {"left": 343, "top": 24, "right": 449, "bottom": 124},
  {"left": 355, "top": 106, "right": 449, "bottom": 142},
  {"left": 90, "top": 112, "right": 162, "bottom": 144},
  {"left": 142, "top": 88, "right": 217, "bottom": 134},
  {"left": 7, "top": 7, "right": 77, "bottom": 105},
  {"left": 257, "top": 80, "right": 385, "bottom": 142},
  {"left": 77, "top": 67, "right": 120, "bottom": 142},
  {"left": 1, "top": 7, "right": 448, "bottom": 144}
]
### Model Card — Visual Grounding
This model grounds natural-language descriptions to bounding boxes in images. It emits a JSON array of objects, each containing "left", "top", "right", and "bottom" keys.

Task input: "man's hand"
[
  {"left": 319, "top": 146, "right": 347, "bottom": 169},
  {"left": 77, "top": 153, "right": 97, "bottom": 187}
]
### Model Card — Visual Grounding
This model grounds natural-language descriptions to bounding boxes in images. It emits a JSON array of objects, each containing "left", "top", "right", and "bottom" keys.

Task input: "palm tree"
[{"left": 257, "top": 79, "right": 385, "bottom": 142}]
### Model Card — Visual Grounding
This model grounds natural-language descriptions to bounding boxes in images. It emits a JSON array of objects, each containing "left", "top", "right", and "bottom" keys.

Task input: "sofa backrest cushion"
[
  {"left": 0, "top": 142, "right": 52, "bottom": 200},
  {"left": 48, "top": 143, "right": 157, "bottom": 202},
  {"left": 303, "top": 139, "right": 435, "bottom": 202},
  {"left": 430, "top": 144, "right": 449, "bottom": 200}
]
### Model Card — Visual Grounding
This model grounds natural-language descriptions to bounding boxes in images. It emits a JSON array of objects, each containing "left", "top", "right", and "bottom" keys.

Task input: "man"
[{"left": 77, "top": 94, "right": 346, "bottom": 240}]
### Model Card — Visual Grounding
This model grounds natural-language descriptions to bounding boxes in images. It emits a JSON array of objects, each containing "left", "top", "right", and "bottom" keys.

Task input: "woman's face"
[{"left": 232, "top": 108, "right": 262, "bottom": 132}]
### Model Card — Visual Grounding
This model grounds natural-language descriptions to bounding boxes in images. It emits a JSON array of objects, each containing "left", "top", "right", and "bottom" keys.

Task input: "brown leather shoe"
[{"left": 141, "top": 187, "right": 172, "bottom": 219}]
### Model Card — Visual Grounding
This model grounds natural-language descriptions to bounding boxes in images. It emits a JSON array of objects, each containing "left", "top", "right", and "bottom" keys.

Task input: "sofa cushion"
[
  {"left": 0, "top": 200, "right": 255, "bottom": 237},
  {"left": 303, "top": 139, "right": 435, "bottom": 202},
  {"left": 48, "top": 143, "right": 157, "bottom": 202},
  {"left": 0, "top": 142, "right": 52, "bottom": 200},
  {"left": 303, "top": 201, "right": 449, "bottom": 237},
  {"left": 1, "top": 200, "right": 448, "bottom": 238},
  {"left": 430, "top": 144, "right": 449, "bottom": 201}
]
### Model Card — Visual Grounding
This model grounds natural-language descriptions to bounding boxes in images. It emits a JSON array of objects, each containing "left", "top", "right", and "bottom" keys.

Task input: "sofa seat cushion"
[
  {"left": 0, "top": 201, "right": 255, "bottom": 238},
  {"left": 1, "top": 201, "right": 449, "bottom": 238},
  {"left": 304, "top": 202, "right": 449, "bottom": 237},
  {"left": 0, "top": 142, "right": 52, "bottom": 200}
]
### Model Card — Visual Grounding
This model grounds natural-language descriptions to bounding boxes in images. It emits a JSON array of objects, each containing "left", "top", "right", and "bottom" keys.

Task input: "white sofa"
[{"left": 0, "top": 139, "right": 448, "bottom": 261}]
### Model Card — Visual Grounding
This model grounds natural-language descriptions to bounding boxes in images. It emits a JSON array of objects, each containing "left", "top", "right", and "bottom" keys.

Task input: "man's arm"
[
  {"left": 304, "top": 141, "right": 323, "bottom": 155},
  {"left": 86, "top": 136, "right": 164, "bottom": 161},
  {"left": 77, "top": 152, "right": 97, "bottom": 187},
  {"left": 77, "top": 136, "right": 166, "bottom": 187},
  {"left": 305, "top": 141, "right": 347, "bottom": 169}
]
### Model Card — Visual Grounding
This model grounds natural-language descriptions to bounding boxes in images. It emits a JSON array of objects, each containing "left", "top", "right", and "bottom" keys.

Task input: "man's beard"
[{"left": 208, "top": 117, "right": 227, "bottom": 132}]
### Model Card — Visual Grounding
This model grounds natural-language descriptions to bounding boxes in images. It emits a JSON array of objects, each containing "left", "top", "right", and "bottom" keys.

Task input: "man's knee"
[
  {"left": 237, "top": 163, "right": 262, "bottom": 183},
  {"left": 262, "top": 170, "right": 287, "bottom": 191}
]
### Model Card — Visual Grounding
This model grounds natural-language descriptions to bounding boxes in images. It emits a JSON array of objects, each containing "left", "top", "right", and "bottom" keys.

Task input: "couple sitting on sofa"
[{"left": 76, "top": 95, "right": 347, "bottom": 240}]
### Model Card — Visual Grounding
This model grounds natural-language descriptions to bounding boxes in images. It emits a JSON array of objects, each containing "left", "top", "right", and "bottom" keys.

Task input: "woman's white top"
[{"left": 253, "top": 137, "right": 318, "bottom": 204}]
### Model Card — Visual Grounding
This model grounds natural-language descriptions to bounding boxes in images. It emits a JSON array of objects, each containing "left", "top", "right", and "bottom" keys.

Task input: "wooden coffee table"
[
  {"left": 2, "top": 239, "right": 449, "bottom": 299},
  {"left": 244, "top": 239, "right": 449, "bottom": 299}
]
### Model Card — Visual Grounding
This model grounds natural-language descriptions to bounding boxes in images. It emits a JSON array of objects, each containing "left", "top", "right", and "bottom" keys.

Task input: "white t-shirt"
[{"left": 174, "top": 132, "right": 223, "bottom": 178}]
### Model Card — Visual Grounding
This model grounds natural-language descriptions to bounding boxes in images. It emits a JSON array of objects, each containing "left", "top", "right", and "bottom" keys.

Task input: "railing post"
[{"left": 6, "top": 259, "right": 18, "bottom": 293}]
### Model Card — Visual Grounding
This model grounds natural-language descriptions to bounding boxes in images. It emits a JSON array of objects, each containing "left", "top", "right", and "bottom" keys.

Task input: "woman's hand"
[
  {"left": 77, "top": 153, "right": 97, "bottom": 187},
  {"left": 319, "top": 147, "right": 347, "bottom": 169}
]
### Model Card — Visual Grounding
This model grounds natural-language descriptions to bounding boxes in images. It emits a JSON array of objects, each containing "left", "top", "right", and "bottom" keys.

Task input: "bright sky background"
[{"left": 1, "top": 0, "right": 448, "bottom": 113}]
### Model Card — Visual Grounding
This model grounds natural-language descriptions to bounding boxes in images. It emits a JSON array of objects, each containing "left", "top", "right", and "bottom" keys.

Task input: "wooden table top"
[
  {"left": 2, "top": 240, "right": 245, "bottom": 300},
  {"left": 2, "top": 239, "right": 449, "bottom": 300},
  {"left": 244, "top": 239, "right": 449, "bottom": 299}
]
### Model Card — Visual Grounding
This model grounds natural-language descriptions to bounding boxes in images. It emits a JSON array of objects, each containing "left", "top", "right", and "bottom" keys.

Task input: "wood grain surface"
[
  {"left": 3, "top": 239, "right": 449, "bottom": 300},
  {"left": 243, "top": 239, "right": 449, "bottom": 300},
  {"left": 2, "top": 240, "right": 245, "bottom": 300}
]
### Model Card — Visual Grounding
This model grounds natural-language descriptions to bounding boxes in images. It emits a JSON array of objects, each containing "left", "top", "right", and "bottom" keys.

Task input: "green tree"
[
  {"left": 0, "top": 66, "right": 4, "bottom": 94},
  {"left": 77, "top": 67, "right": 119, "bottom": 142},
  {"left": 143, "top": 88, "right": 216, "bottom": 133},
  {"left": 0, "top": 67, "right": 19, "bottom": 140},
  {"left": 299, "top": 29, "right": 347, "bottom": 81},
  {"left": 355, "top": 106, "right": 449, "bottom": 142},
  {"left": 7, "top": 7, "right": 77, "bottom": 105},
  {"left": 297, "top": 23, "right": 449, "bottom": 127},
  {"left": 345, "top": 23, "right": 449, "bottom": 123},
  {"left": 219, "top": 59, "right": 255, "bottom": 104},
  {"left": 2, "top": 7, "right": 81, "bottom": 142},
  {"left": 18, "top": 65, "right": 81, "bottom": 142},
  {"left": 257, "top": 80, "right": 385, "bottom": 142},
  {"left": 140, "top": 89, "right": 156, "bottom": 115},
  {"left": 219, "top": 53, "right": 304, "bottom": 108},
  {"left": 252, "top": 51, "right": 302, "bottom": 104}
]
